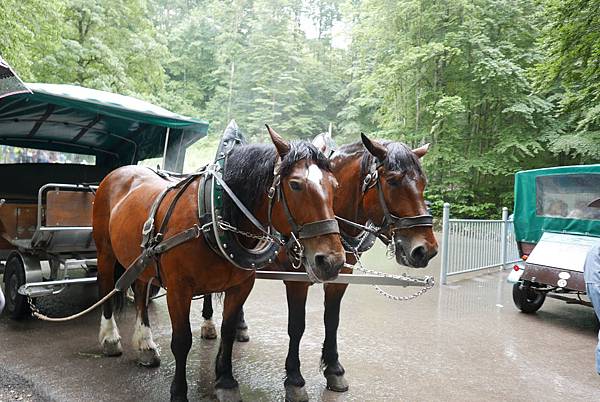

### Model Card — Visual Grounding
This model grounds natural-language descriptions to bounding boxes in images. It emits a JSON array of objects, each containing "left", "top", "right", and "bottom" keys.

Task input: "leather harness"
[
  {"left": 336, "top": 160, "right": 433, "bottom": 252},
  {"left": 115, "top": 121, "right": 340, "bottom": 291}
]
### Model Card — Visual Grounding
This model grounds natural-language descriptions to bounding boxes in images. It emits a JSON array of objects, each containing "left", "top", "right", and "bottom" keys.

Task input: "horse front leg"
[
  {"left": 322, "top": 282, "right": 349, "bottom": 392},
  {"left": 284, "top": 281, "right": 309, "bottom": 402},
  {"left": 167, "top": 287, "right": 193, "bottom": 402},
  {"left": 200, "top": 294, "right": 218, "bottom": 340},
  {"left": 215, "top": 276, "right": 254, "bottom": 402},
  {"left": 132, "top": 279, "right": 160, "bottom": 367}
]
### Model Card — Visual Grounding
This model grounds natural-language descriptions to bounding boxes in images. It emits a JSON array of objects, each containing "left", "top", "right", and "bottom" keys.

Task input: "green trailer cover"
[
  {"left": 0, "top": 83, "right": 209, "bottom": 169},
  {"left": 513, "top": 164, "right": 600, "bottom": 244}
]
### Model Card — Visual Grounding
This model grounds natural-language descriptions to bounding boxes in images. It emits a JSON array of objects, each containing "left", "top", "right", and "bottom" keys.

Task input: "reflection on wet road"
[{"left": 1, "top": 242, "right": 599, "bottom": 401}]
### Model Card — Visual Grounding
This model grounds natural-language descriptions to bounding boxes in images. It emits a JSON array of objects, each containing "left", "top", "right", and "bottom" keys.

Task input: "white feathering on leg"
[
  {"left": 132, "top": 315, "right": 158, "bottom": 351},
  {"left": 99, "top": 314, "right": 121, "bottom": 345}
]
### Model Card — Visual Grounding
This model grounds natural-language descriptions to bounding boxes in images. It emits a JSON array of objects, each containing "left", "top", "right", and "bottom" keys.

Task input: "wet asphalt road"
[{"left": 1, "top": 243, "right": 599, "bottom": 402}]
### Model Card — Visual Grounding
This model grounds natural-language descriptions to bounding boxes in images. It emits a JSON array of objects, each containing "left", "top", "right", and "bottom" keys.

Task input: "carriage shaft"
[{"left": 255, "top": 270, "right": 433, "bottom": 287}]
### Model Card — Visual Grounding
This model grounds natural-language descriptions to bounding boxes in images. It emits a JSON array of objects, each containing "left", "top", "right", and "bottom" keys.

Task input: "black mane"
[
  {"left": 338, "top": 140, "right": 424, "bottom": 179},
  {"left": 222, "top": 141, "right": 331, "bottom": 227}
]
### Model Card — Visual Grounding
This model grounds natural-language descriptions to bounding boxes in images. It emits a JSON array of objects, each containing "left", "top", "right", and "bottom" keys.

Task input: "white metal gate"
[{"left": 440, "top": 203, "right": 520, "bottom": 284}]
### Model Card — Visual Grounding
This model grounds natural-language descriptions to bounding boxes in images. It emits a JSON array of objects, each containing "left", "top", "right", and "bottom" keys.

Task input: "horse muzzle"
[
  {"left": 396, "top": 240, "right": 438, "bottom": 268},
  {"left": 305, "top": 250, "right": 345, "bottom": 282}
]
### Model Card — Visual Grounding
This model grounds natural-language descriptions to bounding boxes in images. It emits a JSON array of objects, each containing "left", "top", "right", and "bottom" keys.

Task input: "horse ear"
[
  {"left": 266, "top": 124, "right": 290, "bottom": 157},
  {"left": 312, "top": 133, "right": 327, "bottom": 153},
  {"left": 412, "top": 143, "right": 430, "bottom": 158},
  {"left": 361, "top": 132, "right": 387, "bottom": 161}
]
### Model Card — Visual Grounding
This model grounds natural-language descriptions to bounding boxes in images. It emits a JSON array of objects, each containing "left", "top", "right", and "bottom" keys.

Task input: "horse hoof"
[
  {"left": 102, "top": 340, "right": 122, "bottom": 357},
  {"left": 201, "top": 321, "right": 218, "bottom": 340},
  {"left": 215, "top": 386, "right": 242, "bottom": 402},
  {"left": 325, "top": 374, "right": 349, "bottom": 392},
  {"left": 285, "top": 384, "right": 308, "bottom": 402},
  {"left": 235, "top": 327, "right": 249, "bottom": 343},
  {"left": 138, "top": 348, "right": 161, "bottom": 367}
]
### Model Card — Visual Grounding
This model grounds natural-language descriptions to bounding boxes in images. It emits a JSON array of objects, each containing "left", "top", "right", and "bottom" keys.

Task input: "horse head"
[
  {"left": 266, "top": 125, "right": 345, "bottom": 281},
  {"left": 360, "top": 133, "right": 438, "bottom": 268}
]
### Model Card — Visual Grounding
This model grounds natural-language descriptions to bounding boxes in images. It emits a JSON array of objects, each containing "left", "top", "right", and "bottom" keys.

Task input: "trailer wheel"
[
  {"left": 513, "top": 282, "right": 546, "bottom": 313},
  {"left": 3, "top": 254, "right": 30, "bottom": 319}
]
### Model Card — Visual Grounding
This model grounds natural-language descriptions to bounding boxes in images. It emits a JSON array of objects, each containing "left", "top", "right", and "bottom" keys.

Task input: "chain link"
[
  {"left": 350, "top": 250, "right": 435, "bottom": 301},
  {"left": 28, "top": 295, "right": 40, "bottom": 316},
  {"left": 217, "top": 220, "right": 282, "bottom": 244}
]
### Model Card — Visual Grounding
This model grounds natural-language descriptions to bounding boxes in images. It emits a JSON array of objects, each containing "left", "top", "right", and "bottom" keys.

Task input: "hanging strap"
[
  {"left": 115, "top": 225, "right": 201, "bottom": 291},
  {"left": 211, "top": 170, "right": 274, "bottom": 238}
]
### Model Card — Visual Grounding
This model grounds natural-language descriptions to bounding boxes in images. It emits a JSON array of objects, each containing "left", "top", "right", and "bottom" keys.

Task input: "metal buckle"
[
  {"left": 386, "top": 233, "right": 396, "bottom": 259},
  {"left": 289, "top": 232, "right": 304, "bottom": 270},
  {"left": 142, "top": 218, "right": 154, "bottom": 235}
]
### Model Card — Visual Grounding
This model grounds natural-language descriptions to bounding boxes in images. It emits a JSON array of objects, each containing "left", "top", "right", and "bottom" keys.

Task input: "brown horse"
[
  {"left": 201, "top": 133, "right": 438, "bottom": 401},
  {"left": 92, "top": 126, "right": 345, "bottom": 402}
]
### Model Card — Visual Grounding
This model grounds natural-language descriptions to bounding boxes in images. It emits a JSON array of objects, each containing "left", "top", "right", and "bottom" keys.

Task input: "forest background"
[{"left": 1, "top": 0, "right": 598, "bottom": 218}]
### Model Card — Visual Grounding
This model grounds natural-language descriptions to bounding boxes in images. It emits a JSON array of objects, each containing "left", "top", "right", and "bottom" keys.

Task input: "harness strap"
[
  {"left": 115, "top": 225, "right": 201, "bottom": 291},
  {"left": 298, "top": 219, "right": 340, "bottom": 239},
  {"left": 211, "top": 170, "right": 273, "bottom": 238},
  {"left": 390, "top": 214, "right": 433, "bottom": 229},
  {"left": 336, "top": 214, "right": 380, "bottom": 236},
  {"left": 141, "top": 187, "right": 170, "bottom": 247},
  {"left": 376, "top": 177, "right": 392, "bottom": 226},
  {"left": 157, "top": 174, "right": 201, "bottom": 235},
  {"left": 278, "top": 184, "right": 299, "bottom": 234}
]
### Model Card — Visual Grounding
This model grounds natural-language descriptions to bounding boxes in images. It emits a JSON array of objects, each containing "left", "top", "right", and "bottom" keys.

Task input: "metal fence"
[{"left": 440, "top": 203, "right": 521, "bottom": 284}]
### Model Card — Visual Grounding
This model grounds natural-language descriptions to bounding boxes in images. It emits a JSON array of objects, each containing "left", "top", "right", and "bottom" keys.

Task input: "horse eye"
[{"left": 289, "top": 180, "right": 303, "bottom": 191}]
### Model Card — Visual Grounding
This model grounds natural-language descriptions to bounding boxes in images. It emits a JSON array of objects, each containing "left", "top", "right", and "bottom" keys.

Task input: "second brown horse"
[{"left": 202, "top": 133, "right": 438, "bottom": 401}]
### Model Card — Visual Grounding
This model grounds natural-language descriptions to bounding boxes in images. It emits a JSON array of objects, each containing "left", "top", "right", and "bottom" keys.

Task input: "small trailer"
[{"left": 510, "top": 165, "right": 600, "bottom": 312}]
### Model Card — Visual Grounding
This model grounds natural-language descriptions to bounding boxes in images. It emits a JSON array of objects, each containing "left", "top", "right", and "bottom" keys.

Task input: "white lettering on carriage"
[
  {"left": 132, "top": 315, "right": 157, "bottom": 351},
  {"left": 307, "top": 164, "right": 324, "bottom": 186},
  {"left": 99, "top": 314, "right": 121, "bottom": 345}
]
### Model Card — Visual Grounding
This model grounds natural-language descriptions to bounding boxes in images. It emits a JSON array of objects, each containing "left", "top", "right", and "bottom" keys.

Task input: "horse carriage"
[
  {"left": 1, "top": 69, "right": 438, "bottom": 401},
  {"left": 510, "top": 164, "right": 600, "bottom": 312},
  {"left": 0, "top": 82, "right": 208, "bottom": 318}
]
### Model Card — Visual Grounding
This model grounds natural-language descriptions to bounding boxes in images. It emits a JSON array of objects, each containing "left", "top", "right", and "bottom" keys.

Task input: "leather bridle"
[
  {"left": 268, "top": 158, "right": 340, "bottom": 268},
  {"left": 337, "top": 161, "right": 433, "bottom": 248}
]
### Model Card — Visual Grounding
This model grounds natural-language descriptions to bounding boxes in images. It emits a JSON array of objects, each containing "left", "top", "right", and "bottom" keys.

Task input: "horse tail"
[{"left": 112, "top": 261, "right": 126, "bottom": 313}]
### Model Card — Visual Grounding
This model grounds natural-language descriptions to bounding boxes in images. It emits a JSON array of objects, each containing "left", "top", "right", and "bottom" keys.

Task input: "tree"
[
  {"left": 345, "top": 0, "right": 556, "bottom": 216},
  {"left": 33, "top": 0, "right": 169, "bottom": 101},
  {"left": 533, "top": 0, "right": 600, "bottom": 161}
]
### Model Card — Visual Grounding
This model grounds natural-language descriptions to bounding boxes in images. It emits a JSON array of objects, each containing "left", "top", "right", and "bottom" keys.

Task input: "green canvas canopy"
[
  {"left": 513, "top": 164, "right": 600, "bottom": 244},
  {"left": 0, "top": 83, "right": 209, "bottom": 170}
]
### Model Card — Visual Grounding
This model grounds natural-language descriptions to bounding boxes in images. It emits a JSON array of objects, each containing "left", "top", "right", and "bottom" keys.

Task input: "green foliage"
[
  {"left": 1, "top": 0, "right": 598, "bottom": 219},
  {"left": 533, "top": 0, "right": 600, "bottom": 161}
]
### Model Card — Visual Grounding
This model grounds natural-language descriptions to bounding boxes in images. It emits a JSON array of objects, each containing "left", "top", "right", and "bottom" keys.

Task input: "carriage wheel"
[
  {"left": 512, "top": 282, "right": 546, "bottom": 314},
  {"left": 3, "top": 254, "right": 31, "bottom": 319}
]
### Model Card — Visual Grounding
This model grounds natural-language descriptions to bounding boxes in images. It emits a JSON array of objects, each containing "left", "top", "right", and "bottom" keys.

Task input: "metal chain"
[
  {"left": 350, "top": 250, "right": 435, "bottom": 301},
  {"left": 217, "top": 220, "right": 282, "bottom": 244},
  {"left": 28, "top": 296, "right": 40, "bottom": 316}
]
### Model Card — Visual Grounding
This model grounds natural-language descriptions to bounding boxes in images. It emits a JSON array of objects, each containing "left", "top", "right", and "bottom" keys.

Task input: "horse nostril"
[
  {"left": 411, "top": 245, "right": 427, "bottom": 262},
  {"left": 315, "top": 253, "right": 328, "bottom": 268},
  {"left": 430, "top": 248, "right": 439, "bottom": 259}
]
